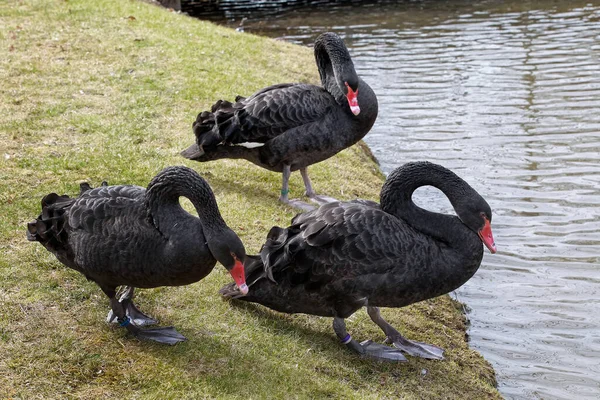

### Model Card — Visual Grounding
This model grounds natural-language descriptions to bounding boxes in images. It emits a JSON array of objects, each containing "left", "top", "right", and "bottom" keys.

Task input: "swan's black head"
[
  {"left": 456, "top": 195, "right": 496, "bottom": 254},
  {"left": 209, "top": 228, "right": 249, "bottom": 295},
  {"left": 314, "top": 32, "right": 361, "bottom": 115}
]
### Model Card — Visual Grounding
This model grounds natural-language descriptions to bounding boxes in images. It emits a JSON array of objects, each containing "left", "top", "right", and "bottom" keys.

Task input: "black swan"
[
  {"left": 27, "top": 166, "right": 248, "bottom": 345},
  {"left": 181, "top": 32, "right": 378, "bottom": 210},
  {"left": 220, "top": 162, "right": 496, "bottom": 361}
]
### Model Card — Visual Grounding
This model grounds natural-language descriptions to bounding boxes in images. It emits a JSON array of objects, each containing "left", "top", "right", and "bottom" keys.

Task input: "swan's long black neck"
[
  {"left": 380, "top": 162, "right": 482, "bottom": 254},
  {"left": 145, "top": 166, "right": 226, "bottom": 237},
  {"left": 314, "top": 32, "right": 357, "bottom": 105}
]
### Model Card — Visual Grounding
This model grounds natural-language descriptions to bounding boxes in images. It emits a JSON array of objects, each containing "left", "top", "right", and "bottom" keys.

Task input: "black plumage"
[
  {"left": 181, "top": 32, "right": 378, "bottom": 209},
  {"left": 221, "top": 161, "right": 497, "bottom": 361},
  {"left": 27, "top": 166, "right": 248, "bottom": 344}
]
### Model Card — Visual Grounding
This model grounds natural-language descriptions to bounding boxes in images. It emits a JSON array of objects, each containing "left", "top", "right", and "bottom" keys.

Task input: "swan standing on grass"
[
  {"left": 182, "top": 32, "right": 378, "bottom": 211},
  {"left": 27, "top": 166, "right": 248, "bottom": 345},
  {"left": 221, "top": 161, "right": 496, "bottom": 361}
]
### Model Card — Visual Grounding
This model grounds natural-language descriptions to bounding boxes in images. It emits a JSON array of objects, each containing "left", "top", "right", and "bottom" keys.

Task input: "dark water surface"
[{"left": 184, "top": 1, "right": 600, "bottom": 398}]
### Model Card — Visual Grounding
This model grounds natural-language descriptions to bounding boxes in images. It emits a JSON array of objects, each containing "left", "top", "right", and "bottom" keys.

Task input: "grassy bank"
[{"left": 0, "top": 0, "right": 500, "bottom": 398}]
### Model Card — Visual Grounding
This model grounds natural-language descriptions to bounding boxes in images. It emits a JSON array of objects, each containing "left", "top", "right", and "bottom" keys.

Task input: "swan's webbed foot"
[
  {"left": 333, "top": 317, "right": 408, "bottom": 362},
  {"left": 107, "top": 303, "right": 158, "bottom": 326},
  {"left": 307, "top": 194, "right": 339, "bottom": 206},
  {"left": 106, "top": 286, "right": 158, "bottom": 326},
  {"left": 384, "top": 336, "right": 444, "bottom": 360},
  {"left": 126, "top": 302, "right": 158, "bottom": 326},
  {"left": 367, "top": 306, "right": 444, "bottom": 360},
  {"left": 281, "top": 196, "right": 317, "bottom": 212},
  {"left": 278, "top": 166, "right": 337, "bottom": 211},
  {"left": 356, "top": 339, "right": 409, "bottom": 362},
  {"left": 115, "top": 316, "right": 187, "bottom": 345},
  {"left": 132, "top": 325, "right": 187, "bottom": 345},
  {"left": 103, "top": 286, "right": 185, "bottom": 345},
  {"left": 301, "top": 167, "right": 339, "bottom": 206}
]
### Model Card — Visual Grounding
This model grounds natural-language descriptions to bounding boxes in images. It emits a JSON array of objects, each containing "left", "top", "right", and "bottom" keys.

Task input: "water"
[{"left": 183, "top": 1, "right": 600, "bottom": 398}]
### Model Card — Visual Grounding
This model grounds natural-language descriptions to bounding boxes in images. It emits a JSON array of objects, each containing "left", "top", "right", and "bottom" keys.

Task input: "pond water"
[{"left": 183, "top": 1, "right": 600, "bottom": 398}]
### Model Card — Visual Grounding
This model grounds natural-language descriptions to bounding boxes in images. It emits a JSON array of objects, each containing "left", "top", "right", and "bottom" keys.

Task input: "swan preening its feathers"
[
  {"left": 27, "top": 166, "right": 248, "bottom": 344},
  {"left": 221, "top": 161, "right": 495, "bottom": 361},
  {"left": 27, "top": 33, "right": 495, "bottom": 359},
  {"left": 26, "top": 160, "right": 495, "bottom": 356},
  {"left": 182, "top": 32, "right": 378, "bottom": 210}
]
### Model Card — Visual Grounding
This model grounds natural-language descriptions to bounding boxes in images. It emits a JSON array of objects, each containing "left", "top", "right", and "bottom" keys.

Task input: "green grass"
[{"left": 0, "top": 0, "right": 500, "bottom": 398}]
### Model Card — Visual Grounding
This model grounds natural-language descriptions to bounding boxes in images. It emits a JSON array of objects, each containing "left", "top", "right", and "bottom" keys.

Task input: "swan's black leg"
[
  {"left": 300, "top": 167, "right": 316, "bottom": 198},
  {"left": 100, "top": 285, "right": 186, "bottom": 345},
  {"left": 279, "top": 165, "right": 316, "bottom": 212},
  {"left": 332, "top": 317, "right": 407, "bottom": 362},
  {"left": 300, "top": 167, "right": 339, "bottom": 205},
  {"left": 367, "top": 306, "right": 444, "bottom": 360},
  {"left": 106, "top": 286, "right": 158, "bottom": 326},
  {"left": 279, "top": 164, "right": 291, "bottom": 203}
]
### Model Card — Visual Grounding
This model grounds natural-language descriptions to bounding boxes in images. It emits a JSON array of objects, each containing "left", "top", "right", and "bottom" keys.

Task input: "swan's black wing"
[
  {"left": 193, "top": 83, "right": 336, "bottom": 146},
  {"left": 261, "top": 201, "right": 415, "bottom": 290},
  {"left": 66, "top": 185, "right": 146, "bottom": 234},
  {"left": 26, "top": 183, "right": 132, "bottom": 248},
  {"left": 241, "top": 84, "right": 334, "bottom": 130},
  {"left": 27, "top": 184, "right": 146, "bottom": 275}
]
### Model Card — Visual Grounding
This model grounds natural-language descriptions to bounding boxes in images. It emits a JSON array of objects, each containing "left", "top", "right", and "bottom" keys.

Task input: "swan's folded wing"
[
  {"left": 67, "top": 185, "right": 145, "bottom": 233},
  {"left": 266, "top": 202, "right": 408, "bottom": 288},
  {"left": 233, "top": 83, "right": 335, "bottom": 141},
  {"left": 299, "top": 202, "right": 406, "bottom": 264}
]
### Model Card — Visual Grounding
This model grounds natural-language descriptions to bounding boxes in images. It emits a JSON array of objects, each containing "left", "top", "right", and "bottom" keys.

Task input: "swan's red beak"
[
  {"left": 478, "top": 218, "right": 497, "bottom": 254},
  {"left": 229, "top": 258, "right": 248, "bottom": 295},
  {"left": 345, "top": 82, "right": 360, "bottom": 115}
]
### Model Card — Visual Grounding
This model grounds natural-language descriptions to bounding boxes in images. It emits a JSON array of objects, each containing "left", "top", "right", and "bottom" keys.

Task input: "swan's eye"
[
  {"left": 479, "top": 211, "right": 492, "bottom": 225},
  {"left": 344, "top": 81, "right": 358, "bottom": 91}
]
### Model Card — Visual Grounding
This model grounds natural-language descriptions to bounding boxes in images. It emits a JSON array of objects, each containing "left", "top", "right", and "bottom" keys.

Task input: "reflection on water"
[{"left": 184, "top": 1, "right": 600, "bottom": 398}]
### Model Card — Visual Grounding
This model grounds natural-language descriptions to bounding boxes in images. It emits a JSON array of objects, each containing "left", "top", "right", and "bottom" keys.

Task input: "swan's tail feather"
[
  {"left": 27, "top": 181, "right": 108, "bottom": 246},
  {"left": 26, "top": 193, "right": 74, "bottom": 247},
  {"left": 180, "top": 142, "right": 276, "bottom": 172},
  {"left": 192, "top": 108, "right": 222, "bottom": 149},
  {"left": 191, "top": 98, "right": 244, "bottom": 149}
]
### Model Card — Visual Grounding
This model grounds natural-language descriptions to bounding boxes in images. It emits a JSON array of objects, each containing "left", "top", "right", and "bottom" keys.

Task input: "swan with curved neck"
[
  {"left": 27, "top": 166, "right": 248, "bottom": 344},
  {"left": 221, "top": 161, "right": 496, "bottom": 361},
  {"left": 314, "top": 32, "right": 361, "bottom": 115},
  {"left": 181, "top": 32, "right": 378, "bottom": 211}
]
